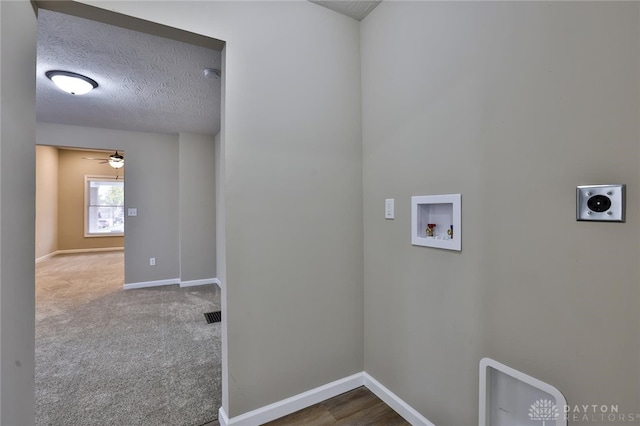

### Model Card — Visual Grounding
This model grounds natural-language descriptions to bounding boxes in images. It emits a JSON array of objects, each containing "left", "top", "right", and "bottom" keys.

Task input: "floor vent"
[{"left": 204, "top": 311, "right": 221, "bottom": 324}]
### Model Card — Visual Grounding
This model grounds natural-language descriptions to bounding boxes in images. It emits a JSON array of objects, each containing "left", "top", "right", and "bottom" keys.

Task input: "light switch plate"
[
  {"left": 127, "top": 208, "right": 138, "bottom": 217},
  {"left": 385, "top": 199, "right": 394, "bottom": 219},
  {"left": 576, "top": 184, "right": 625, "bottom": 222}
]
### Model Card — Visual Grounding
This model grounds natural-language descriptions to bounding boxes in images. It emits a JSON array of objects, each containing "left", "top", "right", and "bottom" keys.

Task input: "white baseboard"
[
  {"left": 218, "top": 373, "right": 364, "bottom": 426},
  {"left": 123, "top": 278, "right": 180, "bottom": 290},
  {"left": 36, "top": 250, "right": 220, "bottom": 292},
  {"left": 364, "top": 372, "right": 435, "bottom": 426},
  {"left": 126, "top": 278, "right": 220, "bottom": 290},
  {"left": 35, "top": 251, "right": 58, "bottom": 263},
  {"left": 218, "top": 371, "right": 435, "bottom": 426},
  {"left": 35, "top": 247, "right": 124, "bottom": 263},
  {"left": 179, "top": 277, "right": 220, "bottom": 288},
  {"left": 57, "top": 247, "right": 124, "bottom": 254},
  {"left": 218, "top": 407, "right": 230, "bottom": 426}
]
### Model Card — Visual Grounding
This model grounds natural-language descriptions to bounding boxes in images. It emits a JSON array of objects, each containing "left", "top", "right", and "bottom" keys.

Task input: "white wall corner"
[
  {"left": 218, "top": 407, "right": 230, "bottom": 426},
  {"left": 219, "top": 373, "right": 364, "bottom": 425},
  {"left": 123, "top": 278, "right": 180, "bottom": 290},
  {"left": 363, "top": 372, "right": 436, "bottom": 426}
]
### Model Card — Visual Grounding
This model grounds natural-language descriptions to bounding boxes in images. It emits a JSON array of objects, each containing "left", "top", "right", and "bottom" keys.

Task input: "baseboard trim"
[
  {"left": 180, "top": 277, "right": 219, "bottom": 288},
  {"left": 36, "top": 251, "right": 219, "bottom": 292},
  {"left": 35, "top": 251, "right": 58, "bottom": 263},
  {"left": 363, "top": 372, "right": 435, "bottom": 426},
  {"left": 218, "top": 407, "right": 230, "bottom": 426},
  {"left": 35, "top": 247, "right": 124, "bottom": 263},
  {"left": 218, "top": 371, "right": 435, "bottom": 426},
  {"left": 218, "top": 373, "right": 364, "bottom": 426},
  {"left": 123, "top": 278, "right": 180, "bottom": 290},
  {"left": 124, "top": 277, "right": 220, "bottom": 290},
  {"left": 57, "top": 247, "right": 124, "bottom": 254}
]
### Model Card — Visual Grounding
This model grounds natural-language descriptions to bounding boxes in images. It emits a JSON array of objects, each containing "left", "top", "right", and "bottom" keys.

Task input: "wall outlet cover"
[{"left": 576, "top": 184, "right": 625, "bottom": 222}]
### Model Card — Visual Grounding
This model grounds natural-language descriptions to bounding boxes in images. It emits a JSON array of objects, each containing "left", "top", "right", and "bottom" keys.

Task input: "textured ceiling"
[
  {"left": 308, "top": 1, "right": 381, "bottom": 21},
  {"left": 36, "top": 9, "right": 221, "bottom": 136}
]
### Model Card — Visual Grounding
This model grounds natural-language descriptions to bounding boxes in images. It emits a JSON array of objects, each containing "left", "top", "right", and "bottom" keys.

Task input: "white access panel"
[{"left": 479, "top": 358, "right": 567, "bottom": 426}]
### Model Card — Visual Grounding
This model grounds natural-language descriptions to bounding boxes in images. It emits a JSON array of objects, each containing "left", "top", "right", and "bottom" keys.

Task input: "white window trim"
[{"left": 84, "top": 175, "right": 125, "bottom": 238}]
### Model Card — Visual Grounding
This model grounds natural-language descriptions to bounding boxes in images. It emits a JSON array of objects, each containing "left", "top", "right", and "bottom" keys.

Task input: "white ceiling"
[
  {"left": 308, "top": 0, "right": 381, "bottom": 21},
  {"left": 36, "top": 9, "right": 221, "bottom": 136}
]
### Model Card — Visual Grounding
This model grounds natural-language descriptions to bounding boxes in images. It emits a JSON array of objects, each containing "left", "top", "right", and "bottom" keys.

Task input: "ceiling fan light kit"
[
  {"left": 108, "top": 151, "right": 125, "bottom": 169},
  {"left": 46, "top": 70, "right": 98, "bottom": 95},
  {"left": 82, "top": 151, "right": 125, "bottom": 169}
]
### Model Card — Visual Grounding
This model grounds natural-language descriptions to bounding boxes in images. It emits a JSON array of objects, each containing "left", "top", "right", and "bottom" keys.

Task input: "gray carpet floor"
[{"left": 35, "top": 252, "right": 221, "bottom": 426}]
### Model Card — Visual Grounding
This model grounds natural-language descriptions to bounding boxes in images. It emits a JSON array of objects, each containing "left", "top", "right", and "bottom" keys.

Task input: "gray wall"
[
  {"left": 12, "top": 2, "right": 633, "bottom": 425},
  {"left": 361, "top": 2, "right": 640, "bottom": 425},
  {"left": 0, "top": 1, "right": 36, "bottom": 423},
  {"left": 37, "top": 123, "right": 180, "bottom": 285},
  {"left": 178, "top": 132, "right": 216, "bottom": 282},
  {"left": 80, "top": 0, "right": 365, "bottom": 417},
  {"left": 219, "top": 4, "right": 364, "bottom": 412}
]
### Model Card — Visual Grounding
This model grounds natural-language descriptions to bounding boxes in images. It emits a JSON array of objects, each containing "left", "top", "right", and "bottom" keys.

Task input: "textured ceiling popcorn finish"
[
  {"left": 36, "top": 10, "right": 221, "bottom": 136},
  {"left": 308, "top": 1, "right": 381, "bottom": 21}
]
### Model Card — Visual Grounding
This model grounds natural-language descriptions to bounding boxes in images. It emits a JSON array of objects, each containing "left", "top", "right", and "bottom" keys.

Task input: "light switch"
[
  {"left": 127, "top": 208, "right": 138, "bottom": 217},
  {"left": 385, "top": 199, "right": 395, "bottom": 219}
]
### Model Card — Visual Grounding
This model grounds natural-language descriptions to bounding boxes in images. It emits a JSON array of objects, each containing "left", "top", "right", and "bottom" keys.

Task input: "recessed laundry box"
[
  {"left": 479, "top": 358, "right": 567, "bottom": 426},
  {"left": 411, "top": 193, "right": 461, "bottom": 251}
]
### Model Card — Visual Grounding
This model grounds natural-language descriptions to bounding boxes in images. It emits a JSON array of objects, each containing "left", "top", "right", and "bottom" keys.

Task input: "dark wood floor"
[
  {"left": 203, "top": 386, "right": 409, "bottom": 426},
  {"left": 264, "top": 386, "right": 409, "bottom": 425}
]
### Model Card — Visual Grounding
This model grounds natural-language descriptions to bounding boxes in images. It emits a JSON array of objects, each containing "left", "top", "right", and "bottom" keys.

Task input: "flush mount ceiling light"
[
  {"left": 108, "top": 151, "right": 125, "bottom": 169},
  {"left": 46, "top": 70, "right": 98, "bottom": 95},
  {"left": 203, "top": 68, "right": 221, "bottom": 79}
]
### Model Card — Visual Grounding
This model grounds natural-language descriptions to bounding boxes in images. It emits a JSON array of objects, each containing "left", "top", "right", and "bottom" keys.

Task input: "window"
[{"left": 85, "top": 176, "right": 124, "bottom": 237}]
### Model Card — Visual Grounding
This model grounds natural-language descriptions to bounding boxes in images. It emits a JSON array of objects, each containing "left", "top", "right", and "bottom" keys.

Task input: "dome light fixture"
[
  {"left": 203, "top": 68, "right": 221, "bottom": 79},
  {"left": 108, "top": 151, "right": 125, "bottom": 169},
  {"left": 46, "top": 70, "right": 98, "bottom": 95}
]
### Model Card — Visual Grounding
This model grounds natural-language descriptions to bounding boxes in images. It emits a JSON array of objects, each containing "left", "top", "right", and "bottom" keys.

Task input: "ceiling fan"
[{"left": 82, "top": 151, "right": 125, "bottom": 169}]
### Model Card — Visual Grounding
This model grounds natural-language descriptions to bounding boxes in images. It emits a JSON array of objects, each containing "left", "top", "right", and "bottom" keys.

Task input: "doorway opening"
[
  {"left": 33, "top": 2, "right": 226, "bottom": 425},
  {"left": 36, "top": 146, "right": 125, "bottom": 263}
]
